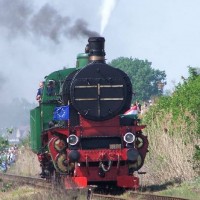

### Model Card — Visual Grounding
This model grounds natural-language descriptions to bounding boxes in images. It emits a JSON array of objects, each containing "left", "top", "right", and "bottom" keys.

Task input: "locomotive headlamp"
[
  {"left": 124, "top": 132, "right": 135, "bottom": 143},
  {"left": 67, "top": 134, "right": 79, "bottom": 145}
]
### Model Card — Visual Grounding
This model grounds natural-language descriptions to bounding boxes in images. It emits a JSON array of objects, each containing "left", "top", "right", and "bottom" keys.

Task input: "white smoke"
[{"left": 100, "top": 0, "right": 117, "bottom": 35}]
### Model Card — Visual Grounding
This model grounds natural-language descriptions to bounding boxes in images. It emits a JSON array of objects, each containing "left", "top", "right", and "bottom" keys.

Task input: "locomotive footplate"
[{"left": 63, "top": 175, "right": 139, "bottom": 189}]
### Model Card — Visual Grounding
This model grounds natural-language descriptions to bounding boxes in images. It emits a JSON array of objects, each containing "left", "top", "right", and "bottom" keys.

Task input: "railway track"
[
  {"left": 129, "top": 191, "right": 189, "bottom": 200},
  {"left": 0, "top": 172, "right": 52, "bottom": 189},
  {"left": 91, "top": 192, "right": 189, "bottom": 200},
  {"left": 0, "top": 173, "right": 189, "bottom": 200}
]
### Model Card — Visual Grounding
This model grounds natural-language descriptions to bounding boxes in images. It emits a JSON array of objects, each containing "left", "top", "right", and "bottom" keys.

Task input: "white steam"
[{"left": 100, "top": 0, "right": 117, "bottom": 35}]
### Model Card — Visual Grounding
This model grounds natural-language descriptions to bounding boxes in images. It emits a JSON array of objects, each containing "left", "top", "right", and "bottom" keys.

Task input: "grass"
[
  {"left": 8, "top": 146, "right": 41, "bottom": 177},
  {"left": 0, "top": 184, "right": 88, "bottom": 200},
  {"left": 140, "top": 111, "right": 199, "bottom": 186},
  {"left": 137, "top": 110, "right": 200, "bottom": 200},
  {"left": 4, "top": 110, "right": 200, "bottom": 199},
  {"left": 157, "top": 177, "right": 200, "bottom": 200},
  {"left": 5, "top": 147, "right": 89, "bottom": 199},
  {"left": 0, "top": 186, "right": 36, "bottom": 200}
]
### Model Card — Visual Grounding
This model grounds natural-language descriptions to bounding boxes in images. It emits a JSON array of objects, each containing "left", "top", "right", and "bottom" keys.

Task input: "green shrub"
[{"left": 142, "top": 67, "right": 200, "bottom": 184}]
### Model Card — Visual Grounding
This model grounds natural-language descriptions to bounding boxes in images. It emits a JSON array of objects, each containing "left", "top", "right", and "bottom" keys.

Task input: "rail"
[{"left": 0, "top": 173, "right": 189, "bottom": 200}]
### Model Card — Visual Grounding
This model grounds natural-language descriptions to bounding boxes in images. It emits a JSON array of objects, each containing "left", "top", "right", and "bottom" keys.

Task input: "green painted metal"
[
  {"left": 76, "top": 53, "right": 88, "bottom": 68},
  {"left": 30, "top": 53, "right": 89, "bottom": 153},
  {"left": 30, "top": 68, "right": 75, "bottom": 152},
  {"left": 41, "top": 68, "right": 76, "bottom": 130},
  {"left": 30, "top": 107, "right": 42, "bottom": 153}
]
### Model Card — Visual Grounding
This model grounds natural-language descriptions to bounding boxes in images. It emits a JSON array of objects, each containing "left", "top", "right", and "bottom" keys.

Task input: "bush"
[{"left": 141, "top": 67, "right": 200, "bottom": 185}]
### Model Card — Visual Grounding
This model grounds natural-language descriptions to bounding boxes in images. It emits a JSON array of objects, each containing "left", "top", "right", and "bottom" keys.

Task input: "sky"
[{"left": 1, "top": 0, "right": 200, "bottom": 104}]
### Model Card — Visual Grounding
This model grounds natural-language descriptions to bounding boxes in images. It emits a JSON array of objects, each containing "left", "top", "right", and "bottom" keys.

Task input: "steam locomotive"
[{"left": 30, "top": 37, "right": 148, "bottom": 189}]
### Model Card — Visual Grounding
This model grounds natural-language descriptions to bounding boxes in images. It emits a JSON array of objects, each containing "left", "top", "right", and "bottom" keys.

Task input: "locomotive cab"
[{"left": 30, "top": 53, "right": 89, "bottom": 153}]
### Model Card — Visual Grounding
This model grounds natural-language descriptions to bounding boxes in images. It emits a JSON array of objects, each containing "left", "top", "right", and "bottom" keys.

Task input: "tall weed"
[{"left": 141, "top": 111, "right": 198, "bottom": 185}]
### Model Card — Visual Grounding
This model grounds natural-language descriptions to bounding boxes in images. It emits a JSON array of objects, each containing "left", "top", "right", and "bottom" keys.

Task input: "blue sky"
[{"left": 0, "top": 0, "right": 199, "bottom": 103}]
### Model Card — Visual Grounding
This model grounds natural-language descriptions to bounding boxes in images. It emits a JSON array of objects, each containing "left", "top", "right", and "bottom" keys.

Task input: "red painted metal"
[
  {"left": 80, "top": 116, "right": 120, "bottom": 127},
  {"left": 75, "top": 165, "right": 130, "bottom": 182},
  {"left": 64, "top": 176, "right": 87, "bottom": 189},
  {"left": 67, "top": 149, "right": 128, "bottom": 162},
  {"left": 40, "top": 114, "right": 148, "bottom": 189},
  {"left": 117, "top": 175, "right": 139, "bottom": 189},
  {"left": 77, "top": 116, "right": 146, "bottom": 137}
]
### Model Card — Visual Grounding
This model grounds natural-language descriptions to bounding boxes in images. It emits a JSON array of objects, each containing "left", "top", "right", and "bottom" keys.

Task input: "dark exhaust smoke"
[
  {"left": 67, "top": 19, "right": 100, "bottom": 39},
  {"left": 0, "top": 0, "right": 99, "bottom": 43}
]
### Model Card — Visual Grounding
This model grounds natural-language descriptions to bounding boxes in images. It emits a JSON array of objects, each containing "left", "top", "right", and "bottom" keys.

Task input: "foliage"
[
  {"left": 0, "top": 182, "right": 13, "bottom": 192},
  {"left": 143, "top": 66, "right": 200, "bottom": 174},
  {"left": 144, "top": 66, "right": 200, "bottom": 132},
  {"left": 6, "top": 128, "right": 13, "bottom": 134},
  {"left": 0, "top": 136, "right": 9, "bottom": 151},
  {"left": 109, "top": 57, "right": 166, "bottom": 101},
  {"left": 143, "top": 111, "right": 197, "bottom": 185},
  {"left": 193, "top": 145, "right": 200, "bottom": 175},
  {"left": 194, "top": 145, "right": 200, "bottom": 161}
]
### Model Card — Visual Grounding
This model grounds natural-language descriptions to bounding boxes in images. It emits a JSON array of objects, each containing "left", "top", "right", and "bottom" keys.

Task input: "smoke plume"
[
  {"left": 0, "top": 0, "right": 99, "bottom": 43},
  {"left": 100, "top": 0, "right": 117, "bottom": 35}
]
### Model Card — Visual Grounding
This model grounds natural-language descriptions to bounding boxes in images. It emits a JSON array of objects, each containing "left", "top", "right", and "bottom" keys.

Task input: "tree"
[
  {"left": 144, "top": 66, "right": 200, "bottom": 130},
  {"left": 109, "top": 57, "right": 166, "bottom": 101},
  {"left": 0, "top": 136, "right": 9, "bottom": 151}
]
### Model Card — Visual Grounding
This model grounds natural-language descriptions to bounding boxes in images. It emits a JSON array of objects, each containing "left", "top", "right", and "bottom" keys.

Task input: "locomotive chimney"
[{"left": 86, "top": 37, "right": 106, "bottom": 62}]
